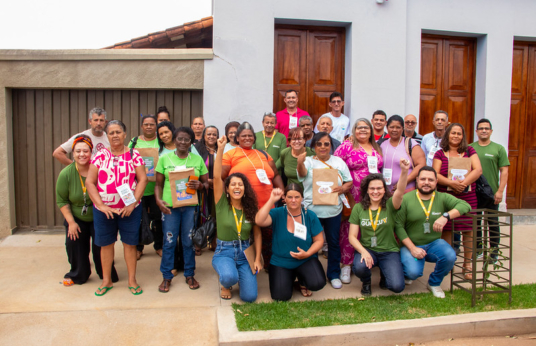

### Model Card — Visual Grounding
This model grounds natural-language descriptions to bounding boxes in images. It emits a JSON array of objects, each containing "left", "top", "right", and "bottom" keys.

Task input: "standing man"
[
  {"left": 403, "top": 114, "right": 423, "bottom": 145},
  {"left": 306, "top": 115, "right": 341, "bottom": 154},
  {"left": 53, "top": 107, "right": 109, "bottom": 165},
  {"left": 372, "top": 110, "right": 390, "bottom": 142},
  {"left": 191, "top": 116, "right": 205, "bottom": 144},
  {"left": 314, "top": 92, "right": 350, "bottom": 143},
  {"left": 396, "top": 166, "right": 471, "bottom": 298},
  {"left": 254, "top": 112, "right": 287, "bottom": 169},
  {"left": 299, "top": 116, "right": 315, "bottom": 142},
  {"left": 275, "top": 90, "right": 310, "bottom": 138},
  {"left": 421, "top": 110, "right": 448, "bottom": 166},
  {"left": 470, "top": 119, "right": 509, "bottom": 261}
]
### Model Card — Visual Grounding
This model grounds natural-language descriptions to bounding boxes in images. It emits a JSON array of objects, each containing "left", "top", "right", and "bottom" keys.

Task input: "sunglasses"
[{"left": 315, "top": 141, "right": 331, "bottom": 148}]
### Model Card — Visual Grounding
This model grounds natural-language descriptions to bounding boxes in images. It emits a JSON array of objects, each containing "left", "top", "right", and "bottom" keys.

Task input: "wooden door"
[
  {"left": 274, "top": 25, "right": 345, "bottom": 125},
  {"left": 420, "top": 35, "right": 476, "bottom": 142},
  {"left": 12, "top": 89, "right": 203, "bottom": 230},
  {"left": 508, "top": 43, "right": 536, "bottom": 209}
]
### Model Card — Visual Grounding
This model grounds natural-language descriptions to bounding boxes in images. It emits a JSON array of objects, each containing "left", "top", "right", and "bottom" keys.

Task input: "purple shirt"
[{"left": 380, "top": 138, "right": 417, "bottom": 191}]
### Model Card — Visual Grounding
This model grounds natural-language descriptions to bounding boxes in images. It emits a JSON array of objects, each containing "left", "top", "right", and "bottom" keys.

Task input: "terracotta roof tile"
[{"left": 103, "top": 16, "right": 213, "bottom": 49}]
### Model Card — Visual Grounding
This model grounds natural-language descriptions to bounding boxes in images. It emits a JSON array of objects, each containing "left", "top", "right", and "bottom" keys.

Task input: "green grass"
[{"left": 233, "top": 283, "right": 536, "bottom": 331}]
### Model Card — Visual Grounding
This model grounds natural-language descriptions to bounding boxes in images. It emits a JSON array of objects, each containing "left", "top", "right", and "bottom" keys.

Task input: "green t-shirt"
[
  {"left": 56, "top": 163, "right": 93, "bottom": 222},
  {"left": 349, "top": 198, "right": 400, "bottom": 252},
  {"left": 253, "top": 131, "right": 287, "bottom": 169},
  {"left": 129, "top": 137, "right": 159, "bottom": 196},
  {"left": 469, "top": 141, "right": 510, "bottom": 193},
  {"left": 395, "top": 190, "right": 471, "bottom": 246},
  {"left": 279, "top": 147, "right": 315, "bottom": 188},
  {"left": 215, "top": 191, "right": 253, "bottom": 241},
  {"left": 155, "top": 152, "right": 208, "bottom": 207}
]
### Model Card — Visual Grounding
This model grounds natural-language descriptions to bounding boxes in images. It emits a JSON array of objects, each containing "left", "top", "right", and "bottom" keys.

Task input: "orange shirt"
[{"left": 222, "top": 147, "right": 275, "bottom": 208}]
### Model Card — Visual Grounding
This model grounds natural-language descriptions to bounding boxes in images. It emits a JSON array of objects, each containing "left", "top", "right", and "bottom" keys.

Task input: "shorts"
[{"left": 94, "top": 204, "right": 142, "bottom": 247}]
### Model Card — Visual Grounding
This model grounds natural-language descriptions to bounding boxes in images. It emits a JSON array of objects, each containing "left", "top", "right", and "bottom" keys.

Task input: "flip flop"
[
  {"left": 129, "top": 286, "right": 143, "bottom": 295},
  {"left": 220, "top": 286, "right": 232, "bottom": 300},
  {"left": 63, "top": 278, "right": 74, "bottom": 287},
  {"left": 95, "top": 286, "right": 113, "bottom": 296}
]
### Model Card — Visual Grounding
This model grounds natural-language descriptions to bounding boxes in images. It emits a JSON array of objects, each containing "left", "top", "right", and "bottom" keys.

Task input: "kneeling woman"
[
  {"left": 256, "top": 185, "right": 326, "bottom": 301},
  {"left": 348, "top": 158, "right": 410, "bottom": 296},
  {"left": 211, "top": 135, "right": 263, "bottom": 302}
]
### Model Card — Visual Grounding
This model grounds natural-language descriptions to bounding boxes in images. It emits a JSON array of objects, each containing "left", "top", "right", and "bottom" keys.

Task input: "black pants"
[
  {"left": 269, "top": 257, "right": 326, "bottom": 301},
  {"left": 476, "top": 201, "right": 500, "bottom": 249},
  {"left": 136, "top": 195, "right": 163, "bottom": 252},
  {"left": 64, "top": 217, "right": 119, "bottom": 284}
]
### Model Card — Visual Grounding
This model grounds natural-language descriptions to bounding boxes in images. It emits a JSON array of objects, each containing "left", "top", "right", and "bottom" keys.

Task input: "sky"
[{"left": 0, "top": 0, "right": 212, "bottom": 49}]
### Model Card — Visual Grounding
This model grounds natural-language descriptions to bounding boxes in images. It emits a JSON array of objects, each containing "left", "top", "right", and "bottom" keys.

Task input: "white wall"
[{"left": 205, "top": 0, "right": 536, "bottom": 151}]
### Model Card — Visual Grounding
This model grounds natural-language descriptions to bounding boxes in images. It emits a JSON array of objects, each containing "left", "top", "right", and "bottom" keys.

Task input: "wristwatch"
[{"left": 442, "top": 212, "right": 450, "bottom": 220}]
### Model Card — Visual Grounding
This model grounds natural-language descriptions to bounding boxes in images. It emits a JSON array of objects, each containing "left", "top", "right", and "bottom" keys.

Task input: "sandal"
[
  {"left": 195, "top": 248, "right": 202, "bottom": 256},
  {"left": 463, "top": 265, "right": 473, "bottom": 280},
  {"left": 63, "top": 278, "right": 74, "bottom": 287},
  {"left": 294, "top": 282, "right": 312, "bottom": 297},
  {"left": 95, "top": 286, "right": 113, "bottom": 296},
  {"left": 129, "top": 285, "right": 143, "bottom": 295},
  {"left": 159, "top": 279, "right": 172, "bottom": 293},
  {"left": 136, "top": 250, "right": 143, "bottom": 260},
  {"left": 220, "top": 286, "right": 232, "bottom": 300},
  {"left": 185, "top": 276, "right": 200, "bottom": 290}
]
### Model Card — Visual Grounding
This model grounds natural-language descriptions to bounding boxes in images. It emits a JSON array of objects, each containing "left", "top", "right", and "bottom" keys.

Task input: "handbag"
[
  {"left": 475, "top": 174, "right": 495, "bottom": 207},
  {"left": 138, "top": 200, "right": 155, "bottom": 245},
  {"left": 191, "top": 214, "right": 217, "bottom": 249}
]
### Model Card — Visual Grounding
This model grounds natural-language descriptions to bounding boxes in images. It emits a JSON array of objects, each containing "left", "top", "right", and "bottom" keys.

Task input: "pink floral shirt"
[
  {"left": 334, "top": 141, "right": 384, "bottom": 203},
  {"left": 91, "top": 148, "right": 145, "bottom": 209}
]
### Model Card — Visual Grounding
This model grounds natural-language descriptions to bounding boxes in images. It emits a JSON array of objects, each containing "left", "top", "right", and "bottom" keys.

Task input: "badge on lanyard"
[
  {"left": 175, "top": 165, "right": 187, "bottom": 171},
  {"left": 383, "top": 168, "right": 393, "bottom": 185},
  {"left": 416, "top": 191, "right": 435, "bottom": 234},
  {"left": 423, "top": 222, "right": 431, "bottom": 234},
  {"left": 256, "top": 169, "right": 271, "bottom": 185},
  {"left": 294, "top": 221, "right": 307, "bottom": 240},
  {"left": 367, "top": 156, "right": 378, "bottom": 174},
  {"left": 368, "top": 207, "right": 382, "bottom": 248},
  {"left": 370, "top": 236, "right": 378, "bottom": 248},
  {"left": 116, "top": 183, "right": 136, "bottom": 206},
  {"left": 289, "top": 115, "right": 298, "bottom": 129}
]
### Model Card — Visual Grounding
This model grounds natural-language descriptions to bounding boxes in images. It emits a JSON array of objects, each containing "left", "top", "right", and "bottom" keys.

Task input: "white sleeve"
[{"left": 60, "top": 134, "right": 78, "bottom": 153}]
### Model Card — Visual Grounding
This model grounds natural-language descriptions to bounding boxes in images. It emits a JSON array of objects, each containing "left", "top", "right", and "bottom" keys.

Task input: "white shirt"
[
  {"left": 421, "top": 131, "right": 442, "bottom": 166},
  {"left": 60, "top": 129, "right": 109, "bottom": 158},
  {"left": 297, "top": 155, "right": 352, "bottom": 218},
  {"left": 314, "top": 112, "right": 350, "bottom": 143}
]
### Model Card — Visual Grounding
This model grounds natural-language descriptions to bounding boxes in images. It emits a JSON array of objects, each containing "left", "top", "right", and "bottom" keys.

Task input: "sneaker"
[
  {"left": 330, "top": 278, "right": 343, "bottom": 289},
  {"left": 405, "top": 279, "right": 413, "bottom": 285},
  {"left": 427, "top": 283, "right": 445, "bottom": 298},
  {"left": 476, "top": 251, "right": 483, "bottom": 259},
  {"left": 341, "top": 266, "right": 352, "bottom": 284},
  {"left": 490, "top": 247, "right": 499, "bottom": 264},
  {"left": 361, "top": 282, "right": 371, "bottom": 296}
]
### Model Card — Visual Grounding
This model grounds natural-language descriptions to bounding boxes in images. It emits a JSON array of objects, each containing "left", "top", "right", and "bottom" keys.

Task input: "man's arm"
[
  {"left": 53, "top": 146, "right": 73, "bottom": 165},
  {"left": 495, "top": 166, "right": 509, "bottom": 205}
]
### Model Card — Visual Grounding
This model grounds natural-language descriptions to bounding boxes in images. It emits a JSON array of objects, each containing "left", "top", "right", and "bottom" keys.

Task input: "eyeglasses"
[
  {"left": 315, "top": 141, "right": 331, "bottom": 147},
  {"left": 405, "top": 121, "right": 417, "bottom": 125},
  {"left": 330, "top": 100, "right": 343, "bottom": 104},
  {"left": 291, "top": 138, "right": 304, "bottom": 142},
  {"left": 477, "top": 127, "right": 491, "bottom": 131},
  {"left": 176, "top": 137, "right": 191, "bottom": 143},
  {"left": 356, "top": 126, "right": 370, "bottom": 131}
]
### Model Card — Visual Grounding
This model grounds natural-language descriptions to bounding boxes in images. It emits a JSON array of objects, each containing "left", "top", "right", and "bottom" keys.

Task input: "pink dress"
[
  {"left": 91, "top": 148, "right": 145, "bottom": 210},
  {"left": 334, "top": 141, "right": 384, "bottom": 265}
]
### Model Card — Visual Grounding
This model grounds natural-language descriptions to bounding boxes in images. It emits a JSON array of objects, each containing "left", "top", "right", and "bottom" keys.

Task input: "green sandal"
[
  {"left": 95, "top": 286, "right": 113, "bottom": 296},
  {"left": 129, "top": 286, "right": 143, "bottom": 295}
]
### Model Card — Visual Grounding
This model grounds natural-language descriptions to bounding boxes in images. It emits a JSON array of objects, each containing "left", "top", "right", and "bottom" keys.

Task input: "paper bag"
[
  {"left": 137, "top": 148, "right": 159, "bottom": 182},
  {"left": 447, "top": 157, "right": 472, "bottom": 192},
  {"left": 244, "top": 243, "right": 264, "bottom": 274},
  {"left": 168, "top": 168, "right": 198, "bottom": 208},
  {"left": 312, "top": 168, "right": 339, "bottom": 205}
]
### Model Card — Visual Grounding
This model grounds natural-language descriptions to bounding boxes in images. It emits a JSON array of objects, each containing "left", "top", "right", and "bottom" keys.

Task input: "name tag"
[
  {"left": 423, "top": 222, "right": 431, "bottom": 234},
  {"left": 383, "top": 168, "right": 393, "bottom": 185},
  {"left": 367, "top": 156, "right": 378, "bottom": 173},
  {"left": 174, "top": 165, "right": 187, "bottom": 171},
  {"left": 256, "top": 169, "right": 271, "bottom": 185},
  {"left": 371, "top": 236, "right": 378, "bottom": 248},
  {"left": 116, "top": 183, "right": 136, "bottom": 206},
  {"left": 294, "top": 221, "right": 307, "bottom": 240},
  {"left": 289, "top": 116, "right": 298, "bottom": 129}
]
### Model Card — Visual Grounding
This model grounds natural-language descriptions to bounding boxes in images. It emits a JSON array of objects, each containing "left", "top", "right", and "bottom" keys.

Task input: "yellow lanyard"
[
  {"left": 263, "top": 130, "right": 277, "bottom": 149},
  {"left": 232, "top": 206, "right": 243, "bottom": 240},
  {"left": 416, "top": 191, "right": 435, "bottom": 221},
  {"left": 75, "top": 163, "right": 88, "bottom": 207},
  {"left": 368, "top": 207, "right": 382, "bottom": 232}
]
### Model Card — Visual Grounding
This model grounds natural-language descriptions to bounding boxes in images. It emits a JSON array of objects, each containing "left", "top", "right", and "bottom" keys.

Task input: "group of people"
[{"left": 54, "top": 91, "right": 509, "bottom": 302}]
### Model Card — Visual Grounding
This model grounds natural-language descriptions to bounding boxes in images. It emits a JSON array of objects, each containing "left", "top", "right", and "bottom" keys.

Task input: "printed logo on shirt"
[
  {"left": 361, "top": 217, "right": 388, "bottom": 227},
  {"left": 485, "top": 153, "right": 494, "bottom": 157},
  {"left": 431, "top": 212, "right": 441, "bottom": 216},
  {"left": 273, "top": 145, "right": 280, "bottom": 148},
  {"left": 245, "top": 220, "right": 251, "bottom": 224}
]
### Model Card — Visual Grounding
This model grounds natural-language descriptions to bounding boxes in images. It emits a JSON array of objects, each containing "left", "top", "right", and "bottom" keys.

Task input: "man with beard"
[
  {"left": 254, "top": 112, "right": 287, "bottom": 169},
  {"left": 275, "top": 90, "right": 310, "bottom": 138},
  {"left": 53, "top": 107, "right": 109, "bottom": 165},
  {"left": 395, "top": 166, "right": 470, "bottom": 298},
  {"left": 421, "top": 110, "right": 448, "bottom": 166}
]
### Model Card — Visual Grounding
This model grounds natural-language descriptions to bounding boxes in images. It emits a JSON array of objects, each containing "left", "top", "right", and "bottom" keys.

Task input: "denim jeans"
[
  {"left": 212, "top": 239, "right": 258, "bottom": 302},
  {"left": 319, "top": 213, "right": 342, "bottom": 281},
  {"left": 352, "top": 249, "right": 405, "bottom": 293},
  {"left": 160, "top": 206, "right": 196, "bottom": 279},
  {"left": 476, "top": 201, "right": 500, "bottom": 249},
  {"left": 400, "top": 239, "right": 456, "bottom": 287}
]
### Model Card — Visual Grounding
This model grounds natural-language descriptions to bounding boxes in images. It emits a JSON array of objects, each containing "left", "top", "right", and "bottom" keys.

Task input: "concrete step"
[{"left": 508, "top": 209, "right": 536, "bottom": 225}]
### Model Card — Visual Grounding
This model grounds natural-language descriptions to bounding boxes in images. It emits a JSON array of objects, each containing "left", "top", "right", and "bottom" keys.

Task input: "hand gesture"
[
  {"left": 156, "top": 198, "right": 172, "bottom": 215},
  {"left": 290, "top": 246, "right": 309, "bottom": 260},
  {"left": 399, "top": 158, "right": 410, "bottom": 172},
  {"left": 67, "top": 222, "right": 81, "bottom": 241},
  {"left": 450, "top": 180, "right": 466, "bottom": 194},
  {"left": 217, "top": 135, "right": 227, "bottom": 148},
  {"left": 271, "top": 188, "right": 283, "bottom": 202},
  {"left": 360, "top": 250, "right": 374, "bottom": 269},
  {"left": 297, "top": 151, "right": 307, "bottom": 165},
  {"left": 433, "top": 215, "right": 448, "bottom": 232}
]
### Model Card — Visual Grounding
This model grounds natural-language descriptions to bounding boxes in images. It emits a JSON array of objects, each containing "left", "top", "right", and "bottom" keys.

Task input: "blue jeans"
[
  {"left": 319, "top": 213, "right": 342, "bottom": 281},
  {"left": 400, "top": 239, "right": 456, "bottom": 287},
  {"left": 352, "top": 249, "right": 405, "bottom": 293},
  {"left": 160, "top": 206, "right": 196, "bottom": 279},
  {"left": 212, "top": 239, "right": 258, "bottom": 303}
]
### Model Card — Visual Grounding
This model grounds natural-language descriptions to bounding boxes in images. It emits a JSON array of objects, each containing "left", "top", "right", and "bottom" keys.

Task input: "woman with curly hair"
[
  {"left": 212, "top": 135, "right": 263, "bottom": 302},
  {"left": 348, "top": 158, "right": 410, "bottom": 296}
]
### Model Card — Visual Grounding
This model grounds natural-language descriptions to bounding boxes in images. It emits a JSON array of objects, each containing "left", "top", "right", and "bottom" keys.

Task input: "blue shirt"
[
  {"left": 421, "top": 132, "right": 442, "bottom": 166},
  {"left": 269, "top": 206, "right": 323, "bottom": 269}
]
